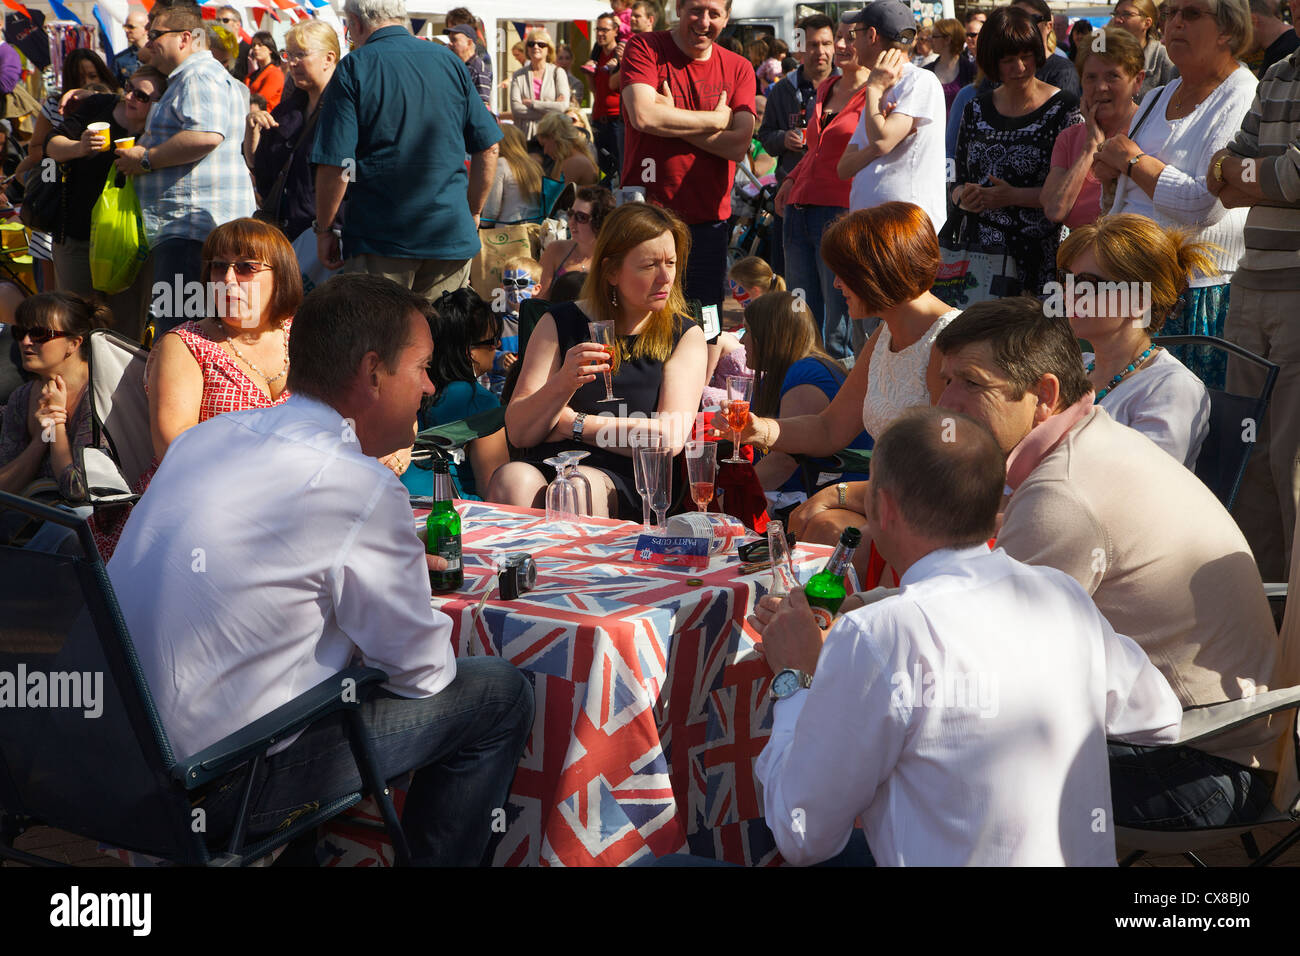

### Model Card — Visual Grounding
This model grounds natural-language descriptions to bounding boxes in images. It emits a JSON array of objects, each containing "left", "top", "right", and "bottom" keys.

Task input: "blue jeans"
[
  {"left": 591, "top": 117, "right": 623, "bottom": 183},
  {"left": 783, "top": 204, "right": 852, "bottom": 362},
  {"left": 1108, "top": 742, "right": 1276, "bottom": 830},
  {"left": 149, "top": 237, "right": 206, "bottom": 337},
  {"left": 204, "top": 657, "right": 535, "bottom": 866}
]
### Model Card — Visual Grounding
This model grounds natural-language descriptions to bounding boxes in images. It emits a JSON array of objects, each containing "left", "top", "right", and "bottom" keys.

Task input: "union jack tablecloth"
[{"left": 319, "top": 501, "right": 840, "bottom": 868}]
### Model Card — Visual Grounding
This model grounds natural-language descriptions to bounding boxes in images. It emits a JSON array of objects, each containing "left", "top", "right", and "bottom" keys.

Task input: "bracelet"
[{"left": 572, "top": 411, "right": 588, "bottom": 442}]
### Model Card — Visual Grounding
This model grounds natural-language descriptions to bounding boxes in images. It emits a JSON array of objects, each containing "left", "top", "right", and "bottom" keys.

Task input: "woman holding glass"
[
  {"left": 1093, "top": 0, "right": 1256, "bottom": 388},
  {"left": 488, "top": 202, "right": 707, "bottom": 518}
]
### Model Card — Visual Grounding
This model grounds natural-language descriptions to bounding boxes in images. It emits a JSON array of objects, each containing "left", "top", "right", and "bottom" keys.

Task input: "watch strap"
[
  {"left": 1127, "top": 152, "right": 1145, "bottom": 168},
  {"left": 837, "top": 482, "right": 848, "bottom": 508},
  {"left": 572, "top": 411, "right": 588, "bottom": 442}
]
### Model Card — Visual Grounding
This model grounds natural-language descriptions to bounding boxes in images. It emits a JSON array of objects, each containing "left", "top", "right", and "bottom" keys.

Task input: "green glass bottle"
[
  {"left": 804, "top": 526, "right": 861, "bottom": 628},
  {"left": 426, "top": 460, "right": 463, "bottom": 592}
]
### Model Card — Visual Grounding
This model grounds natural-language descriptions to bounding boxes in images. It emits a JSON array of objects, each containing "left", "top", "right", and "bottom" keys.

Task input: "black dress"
[{"left": 518, "top": 299, "right": 697, "bottom": 517}]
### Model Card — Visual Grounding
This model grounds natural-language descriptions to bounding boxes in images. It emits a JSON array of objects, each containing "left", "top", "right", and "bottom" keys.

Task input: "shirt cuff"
[{"left": 772, "top": 688, "right": 809, "bottom": 734}]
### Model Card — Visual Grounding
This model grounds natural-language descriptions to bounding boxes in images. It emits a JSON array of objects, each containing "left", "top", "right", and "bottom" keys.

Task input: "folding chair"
[
  {"left": 1156, "top": 334, "right": 1278, "bottom": 511},
  {"left": 411, "top": 406, "right": 507, "bottom": 501},
  {"left": 81, "top": 328, "right": 152, "bottom": 509},
  {"left": 0, "top": 491, "right": 411, "bottom": 866}
]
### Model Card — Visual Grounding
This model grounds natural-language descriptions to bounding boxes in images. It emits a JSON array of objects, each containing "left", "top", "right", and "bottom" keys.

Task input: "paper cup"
[
  {"left": 114, "top": 136, "right": 135, "bottom": 151},
  {"left": 87, "top": 122, "right": 111, "bottom": 152}
]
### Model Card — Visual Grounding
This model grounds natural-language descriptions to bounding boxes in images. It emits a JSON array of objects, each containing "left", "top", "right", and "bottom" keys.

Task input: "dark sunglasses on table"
[
  {"left": 208, "top": 259, "right": 271, "bottom": 277},
  {"left": 122, "top": 84, "right": 154, "bottom": 104},
  {"left": 569, "top": 209, "right": 593, "bottom": 225},
  {"left": 737, "top": 532, "right": 797, "bottom": 564},
  {"left": 10, "top": 325, "right": 70, "bottom": 344}
]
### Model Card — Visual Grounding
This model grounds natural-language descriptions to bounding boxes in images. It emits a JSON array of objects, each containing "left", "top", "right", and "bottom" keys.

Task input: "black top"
[
  {"left": 57, "top": 94, "right": 127, "bottom": 242},
  {"left": 251, "top": 87, "right": 325, "bottom": 241},
  {"left": 1263, "top": 31, "right": 1300, "bottom": 77},
  {"left": 519, "top": 299, "right": 697, "bottom": 515}
]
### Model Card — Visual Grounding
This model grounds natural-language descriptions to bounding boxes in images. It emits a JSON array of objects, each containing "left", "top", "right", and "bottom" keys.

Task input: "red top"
[
  {"left": 592, "top": 46, "right": 621, "bottom": 120},
  {"left": 620, "top": 31, "right": 757, "bottom": 224},
  {"left": 247, "top": 64, "right": 285, "bottom": 112},
  {"left": 784, "top": 75, "right": 867, "bottom": 209}
]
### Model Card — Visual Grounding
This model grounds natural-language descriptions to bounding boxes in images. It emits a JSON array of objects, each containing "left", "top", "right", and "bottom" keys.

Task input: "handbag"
[
  {"left": 253, "top": 104, "right": 320, "bottom": 230},
  {"left": 19, "top": 162, "right": 64, "bottom": 236},
  {"left": 932, "top": 211, "right": 1021, "bottom": 308}
]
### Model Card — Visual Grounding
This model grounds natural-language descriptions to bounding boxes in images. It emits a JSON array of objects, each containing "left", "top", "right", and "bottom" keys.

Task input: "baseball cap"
[
  {"left": 445, "top": 24, "right": 476, "bottom": 39},
  {"left": 843, "top": 1, "right": 919, "bottom": 43}
]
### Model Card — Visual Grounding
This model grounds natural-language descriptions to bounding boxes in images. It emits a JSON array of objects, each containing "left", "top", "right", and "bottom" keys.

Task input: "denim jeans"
[
  {"left": 783, "top": 204, "right": 852, "bottom": 362},
  {"left": 591, "top": 118, "right": 623, "bottom": 183},
  {"left": 1108, "top": 742, "right": 1276, "bottom": 830},
  {"left": 203, "top": 656, "right": 535, "bottom": 866},
  {"left": 149, "top": 237, "right": 206, "bottom": 337}
]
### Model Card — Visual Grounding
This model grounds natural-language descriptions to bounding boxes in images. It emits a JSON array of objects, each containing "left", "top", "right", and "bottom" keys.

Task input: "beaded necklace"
[{"left": 1088, "top": 345, "right": 1158, "bottom": 402}]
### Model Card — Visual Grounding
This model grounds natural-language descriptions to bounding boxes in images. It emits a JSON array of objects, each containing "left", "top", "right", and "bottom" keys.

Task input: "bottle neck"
[
  {"left": 432, "top": 469, "right": 455, "bottom": 505},
  {"left": 822, "top": 541, "right": 856, "bottom": 578}
]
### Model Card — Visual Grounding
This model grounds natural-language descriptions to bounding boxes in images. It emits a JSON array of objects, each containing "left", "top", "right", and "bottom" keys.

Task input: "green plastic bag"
[{"left": 89, "top": 168, "right": 148, "bottom": 295}]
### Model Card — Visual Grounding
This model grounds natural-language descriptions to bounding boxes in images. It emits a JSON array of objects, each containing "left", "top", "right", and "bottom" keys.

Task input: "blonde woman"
[
  {"left": 536, "top": 112, "right": 598, "bottom": 185},
  {"left": 482, "top": 124, "right": 543, "bottom": 225},
  {"left": 244, "top": 18, "right": 340, "bottom": 240},
  {"left": 510, "top": 29, "right": 570, "bottom": 141},
  {"left": 1056, "top": 214, "right": 1216, "bottom": 468},
  {"left": 489, "top": 202, "right": 707, "bottom": 518}
]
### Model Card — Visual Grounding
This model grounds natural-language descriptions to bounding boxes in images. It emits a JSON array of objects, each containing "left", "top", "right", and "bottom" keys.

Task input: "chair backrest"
[
  {"left": 1156, "top": 335, "right": 1279, "bottom": 511},
  {"left": 84, "top": 329, "right": 151, "bottom": 504},
  {"left": 0, "top": 491, "right": 205, "bottom": 863},
  {"left": 517, "top": 297, "right": 551, "bottom": 362}
]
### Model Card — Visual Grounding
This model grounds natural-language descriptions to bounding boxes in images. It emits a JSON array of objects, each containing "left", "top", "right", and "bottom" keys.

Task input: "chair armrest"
[
  {"left": 1265, "top": 582, "right": 1286, "bottom": 603},
  {"left": 831, "top": 449, "right": 872, "bottom": 474},
  {"left": 1171, "top": 685, "right": 1300, "bottom": 748},
  {"left": 171, "top": 666, "right": 390, "bottom": 789}
]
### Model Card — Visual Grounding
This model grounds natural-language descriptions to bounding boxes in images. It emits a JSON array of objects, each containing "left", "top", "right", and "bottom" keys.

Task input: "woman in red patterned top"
[{"left": 145, "top": 218, "right": 302, "bottom": 468}]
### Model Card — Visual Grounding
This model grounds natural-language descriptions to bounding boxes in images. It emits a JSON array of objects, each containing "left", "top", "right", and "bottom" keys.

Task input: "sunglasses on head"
[
  {"left": 208, "top": 259, "right": 271, "bottom": 278},
  {"left": 11, "top": 325, "right": 70, "bottom": 344}
]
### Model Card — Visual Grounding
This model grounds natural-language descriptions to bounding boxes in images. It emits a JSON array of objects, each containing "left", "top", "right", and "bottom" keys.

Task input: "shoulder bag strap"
[{"left": 260, "top": 104, "right": 320, "bottom": 226}]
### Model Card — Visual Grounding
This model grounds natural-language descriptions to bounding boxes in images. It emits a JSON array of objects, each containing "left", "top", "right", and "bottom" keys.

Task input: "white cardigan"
[{"left": 509, "top": 64, "right": 570, "bottom": 141}]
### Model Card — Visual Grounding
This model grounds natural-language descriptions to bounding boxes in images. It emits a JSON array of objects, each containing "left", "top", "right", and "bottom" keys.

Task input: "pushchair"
[{"left": 727, "top": 161, "right": 777, "bottom": 268}]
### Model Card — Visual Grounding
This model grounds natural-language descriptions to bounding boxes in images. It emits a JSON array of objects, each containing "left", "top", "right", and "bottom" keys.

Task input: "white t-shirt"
[
  {"left": 1084, "top": 348, "right": 1211, "bottom": 469},
  {"left": 847, "top": 62, "right": 948, "bottom": 233}
]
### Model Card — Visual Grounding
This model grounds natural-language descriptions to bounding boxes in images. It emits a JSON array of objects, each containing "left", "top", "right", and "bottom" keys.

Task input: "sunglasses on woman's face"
[
  {"left": 123, "top": 84, "right": 153, "bottom": 104},
  {"left": 527, "top": 41, "right": 549, "bottom": 49},
  {"left": 209, "top": 259, "right": 271, "bottom": 278},
  {"left": 472, "top": 336, "right": 502, "bottom": 349},
  {"left": 11, "top": 325, "right": 70, "bottom": 344},
  {"left": 569, "top": 209, "right": 593, "bottom": 225}
]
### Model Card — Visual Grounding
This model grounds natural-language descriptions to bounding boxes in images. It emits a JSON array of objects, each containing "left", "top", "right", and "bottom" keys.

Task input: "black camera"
[{"left": 498, "top": 553, "right": 537, "bottom": 601}]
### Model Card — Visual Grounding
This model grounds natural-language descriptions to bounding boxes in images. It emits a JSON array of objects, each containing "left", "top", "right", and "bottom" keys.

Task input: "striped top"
[{"left": 1228, "top": 50, "right": 1300, "bottom": 290}]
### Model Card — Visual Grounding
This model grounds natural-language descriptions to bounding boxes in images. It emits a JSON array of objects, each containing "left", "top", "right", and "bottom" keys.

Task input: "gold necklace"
[{"left": 222, "top": 327, "right": 288, "bottom": 385}]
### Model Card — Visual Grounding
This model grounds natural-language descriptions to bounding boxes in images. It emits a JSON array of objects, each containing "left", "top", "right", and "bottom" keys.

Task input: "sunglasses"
[
  {"left": 147, "top": 28, "right": 190, "bottom": 42},
  {"left": 122, "top": 84, "right": 154, "bottom": 104},
  {"left": 500, "top": 276, "right": 533, "bottom": 289},
  {"left": 11, "top": 325, "right": 70, "bottom": 344},
  {"left": 527, "top": 41, "right": 549, "bottom": 49},
  {"left": 473, "top": 336, "right": 503, "bottom": 349},
  {"left": 283, "top": 50, "right": 320, "bottom": 64},
  {"left": 569, "top": 209, "right": 593, "bottom": 225},
  {"left": 208, "top": 259, "right": 271, "bottom": 277},
  {"left": 1164, "top": 4, "right": 1208, "bottom": 20}
]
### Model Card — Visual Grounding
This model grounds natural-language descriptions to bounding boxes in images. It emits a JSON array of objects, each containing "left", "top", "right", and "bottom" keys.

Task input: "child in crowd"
[
  {"left": 698, "top": 256, "right": 779, "bottom": 406},
  {"left": 491, "top": 255, "right": 541, "bottom": 397}
]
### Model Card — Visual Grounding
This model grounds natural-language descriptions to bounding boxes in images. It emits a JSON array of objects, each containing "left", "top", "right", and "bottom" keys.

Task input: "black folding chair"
[
  {"left": 0, "top": 491, "right": 410, "bottom": 866},
  {"left": 1156, "top": 335, "right": 1278, "bottom": 511}
]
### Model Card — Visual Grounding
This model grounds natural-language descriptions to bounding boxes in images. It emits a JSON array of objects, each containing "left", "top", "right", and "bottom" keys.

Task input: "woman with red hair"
[{"left": 712, "top": 202, "right": 960, "bottom": 544}]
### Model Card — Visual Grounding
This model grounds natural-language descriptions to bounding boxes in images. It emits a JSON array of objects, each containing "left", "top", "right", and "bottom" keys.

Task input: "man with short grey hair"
[
  {"left": 312, "top": 0, "right": 500, "bottom": 302},
  {"left": 1249, "top": 0, "right": 1299, "bottom": 75}
]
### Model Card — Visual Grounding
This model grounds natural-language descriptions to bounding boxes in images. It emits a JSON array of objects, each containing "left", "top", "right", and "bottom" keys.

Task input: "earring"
[{"left": 610, "top": 286, "right": 618, "bottom": 307}]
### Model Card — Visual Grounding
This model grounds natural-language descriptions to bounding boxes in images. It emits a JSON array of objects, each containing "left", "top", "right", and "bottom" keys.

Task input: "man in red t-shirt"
[
  {"left": 587, "top": 14, "right": 624, "bottom": 182},
  {"left": 621, "top": 0, "right": 756, "bottom": 351}
]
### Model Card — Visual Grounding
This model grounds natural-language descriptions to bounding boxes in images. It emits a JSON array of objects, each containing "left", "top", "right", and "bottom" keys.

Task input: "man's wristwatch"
[
  {"left": 572, "top": 412, "right": 588, "bottom": 442},
  {"left": 139, "top": 149, "right": 152, "bottom": 172},
  {"left": 837, "top": 482, "right": 849, "bottom": 508},
  {"left": 311, "top": 219, "right": 337, "bottom": 235},
  {"left": 770, "top": 668, "right": 812, "bottom": 701}
]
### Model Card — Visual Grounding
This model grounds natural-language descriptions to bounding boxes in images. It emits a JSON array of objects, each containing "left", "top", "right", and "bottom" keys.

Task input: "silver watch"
[
  {"left": 572, "top": 412, "right": 588, "bottom": 442},
  {"left": 770, "top": 669, "right": 812, "bottom": 701}
]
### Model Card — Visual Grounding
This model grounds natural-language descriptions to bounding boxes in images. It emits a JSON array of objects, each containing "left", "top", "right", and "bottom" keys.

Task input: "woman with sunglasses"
[
  {"left": 245, "top": 20, "right": 340, "bottom": 241},
  {"left": 539, "top": 185, "right": 615, "bottom": 297},
  {"left": 245, "top": 30, "right": 285, "bottom": 112},
  {"left": 1093, "top": 0, "right": 1256, "bottom": 389},
  {"left": 144, "top": 218, "right": 302, "bottom": 473},
  {"left": 43, "top": 66, "right": 167, "bottom": 343},
  {"left": 401, "top": 288, "right": 509, "bottom": 502},
  {"left": 510, "top": 29, "right": 570, "bottom": 143}
]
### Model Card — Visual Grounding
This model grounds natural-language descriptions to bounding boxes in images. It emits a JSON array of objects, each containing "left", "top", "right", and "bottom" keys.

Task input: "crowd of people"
[{"left": 2, "top": 0, "right": 1299, "bottom": 868}]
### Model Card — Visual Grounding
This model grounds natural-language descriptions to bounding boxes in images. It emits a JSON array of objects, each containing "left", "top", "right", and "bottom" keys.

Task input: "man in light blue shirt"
[{"left": 115, "top": 4, "right": 255, "bottom": 336}]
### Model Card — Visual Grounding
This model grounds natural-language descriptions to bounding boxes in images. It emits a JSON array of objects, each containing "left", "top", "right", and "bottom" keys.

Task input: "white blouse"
[
  {"left": 862, "top": 309, "right": 959, "bottom": 437},
  {"left": 1086, "top": 348, "right": 1210, "bottom": 468}
]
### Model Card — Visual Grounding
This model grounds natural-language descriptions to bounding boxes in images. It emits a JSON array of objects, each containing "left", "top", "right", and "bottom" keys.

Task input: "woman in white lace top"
[{"left": 712, "top": 202, "right": 960, "bottom": 545}]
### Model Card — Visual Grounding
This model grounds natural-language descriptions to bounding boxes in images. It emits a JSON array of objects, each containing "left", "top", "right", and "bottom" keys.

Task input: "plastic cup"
[
  {"left": 113, "top": 136, "right": 134, "bottom": 151},
  {"left": 87, "top": 122, "right": 111, "bottom": 152}
]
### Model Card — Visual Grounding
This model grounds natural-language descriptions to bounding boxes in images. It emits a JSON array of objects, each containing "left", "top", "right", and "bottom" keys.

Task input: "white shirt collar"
[{"left": 898, "top": 543, "right": 993, "bottom": 587}]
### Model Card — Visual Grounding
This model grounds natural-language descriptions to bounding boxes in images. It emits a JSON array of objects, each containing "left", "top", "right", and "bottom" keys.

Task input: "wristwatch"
[
  {"left": 770, "top": 668, "right": 812, "bottom": 701},
  {"left": 311, "top": 218, "right": 338, "bottom": 235},
  {"left": 837, "top": 482, "right": 849, "bottom": 508},
  {"left": 572, "top": 411, "right": 588, "bottom": 442},
  {"left": 1127, "top": 152, "right": 1146, "bottom": 169},
  {"left": 139, "top": 149, "right": 152, "bottom": 172}
]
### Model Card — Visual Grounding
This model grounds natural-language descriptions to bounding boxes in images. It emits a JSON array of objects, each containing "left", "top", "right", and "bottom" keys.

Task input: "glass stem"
[
  {"left": 641, "top": 495, "right": 653, "bottom": 530},
  {"left": 654, "top": 507, "right": 667, "bottom": 532}
]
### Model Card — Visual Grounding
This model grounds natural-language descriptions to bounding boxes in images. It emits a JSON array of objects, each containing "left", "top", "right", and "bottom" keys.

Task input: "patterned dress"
[
  {"left": 955, "top": 90, "right": 1082, "bottom": 295},
  {"left": 138, "top": 319, "right": 293, "bottom": 489}
]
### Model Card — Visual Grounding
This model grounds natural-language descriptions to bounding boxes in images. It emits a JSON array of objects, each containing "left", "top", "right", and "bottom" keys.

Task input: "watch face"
[{"left": 772, "top": 670, "right": 799, "bottom": 698}]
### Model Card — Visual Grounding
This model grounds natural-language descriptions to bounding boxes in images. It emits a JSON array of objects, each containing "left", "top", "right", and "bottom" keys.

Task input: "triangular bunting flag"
[
  {"left": 513, "top": 21, "right": 526, "bottom": 40},
  {"left": 1, "top": 1, "right": 30, "bottom": 20}
]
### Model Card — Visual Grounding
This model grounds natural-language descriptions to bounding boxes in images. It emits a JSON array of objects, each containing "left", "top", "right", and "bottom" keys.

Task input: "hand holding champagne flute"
[
  {"left": 722, "top": 374, "right": 753, "bottom": 464},
  {"left": 587, "top": 320, "right": 622, "bottom": 404}
]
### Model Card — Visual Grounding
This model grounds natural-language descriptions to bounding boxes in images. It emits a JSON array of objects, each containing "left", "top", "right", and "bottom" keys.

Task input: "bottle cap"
[{"left": 841, "top": 527, "right": 862, "bottom": 547}]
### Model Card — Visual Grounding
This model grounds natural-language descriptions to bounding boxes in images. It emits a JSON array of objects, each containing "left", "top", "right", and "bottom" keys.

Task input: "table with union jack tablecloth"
[{"left": 316, "top": 500, "right": 841, "bottom": 867}]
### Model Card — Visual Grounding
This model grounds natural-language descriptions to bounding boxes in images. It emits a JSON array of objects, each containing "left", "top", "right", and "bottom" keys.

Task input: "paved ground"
[{"left": 6, "top": 821, "right": 1298, "bottom": 867}]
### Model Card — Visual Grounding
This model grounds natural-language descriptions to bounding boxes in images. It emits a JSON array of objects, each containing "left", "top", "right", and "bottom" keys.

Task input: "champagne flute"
[
  {"left": 631, "top": 430, "right": 660, "bottom": 530},
  {"left": 723, "top": 374, "right": 754, "bottom": 464},
  {"left": 685, "top": 440, "right": 717, "bottom": 512},
  {"left": 637, "top": 445, "right": 672, "bottom": 532},
  {"left": 588, "top": 320, "right": 622, "bottom": 404}
]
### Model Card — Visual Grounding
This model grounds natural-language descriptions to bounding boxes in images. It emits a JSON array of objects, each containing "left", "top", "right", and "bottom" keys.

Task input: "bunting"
[
  {"left": 49, "top": 0, "right": 80, "bottom": 23},
  {"left": 1, "top": 1, "right": 30, "bottom": 20}
]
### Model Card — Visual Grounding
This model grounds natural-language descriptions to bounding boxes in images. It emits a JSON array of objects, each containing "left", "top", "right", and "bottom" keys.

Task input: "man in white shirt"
[
  {"left": 108, "top": 274, "right": 534, "bottom": 866},
  {"left": 750, "top": 407, "right": 1183, "bottom": 866},
  {"left": 836, "top": 2, "right": 948, "bottom": 233}
]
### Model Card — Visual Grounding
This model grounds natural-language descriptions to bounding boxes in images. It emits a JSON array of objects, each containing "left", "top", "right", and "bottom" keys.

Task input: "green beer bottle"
[
  {"left": 804, "top": 526, "right": 861, "bottom": 628},
  {"left": 426, "top": 460, "right": 464, "bottom": 592}
]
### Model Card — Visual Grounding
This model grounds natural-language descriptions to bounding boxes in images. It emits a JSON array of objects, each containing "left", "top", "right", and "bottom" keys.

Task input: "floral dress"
[{"left": 955, "top": 90, "right": 1082, "bottom": 295}]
